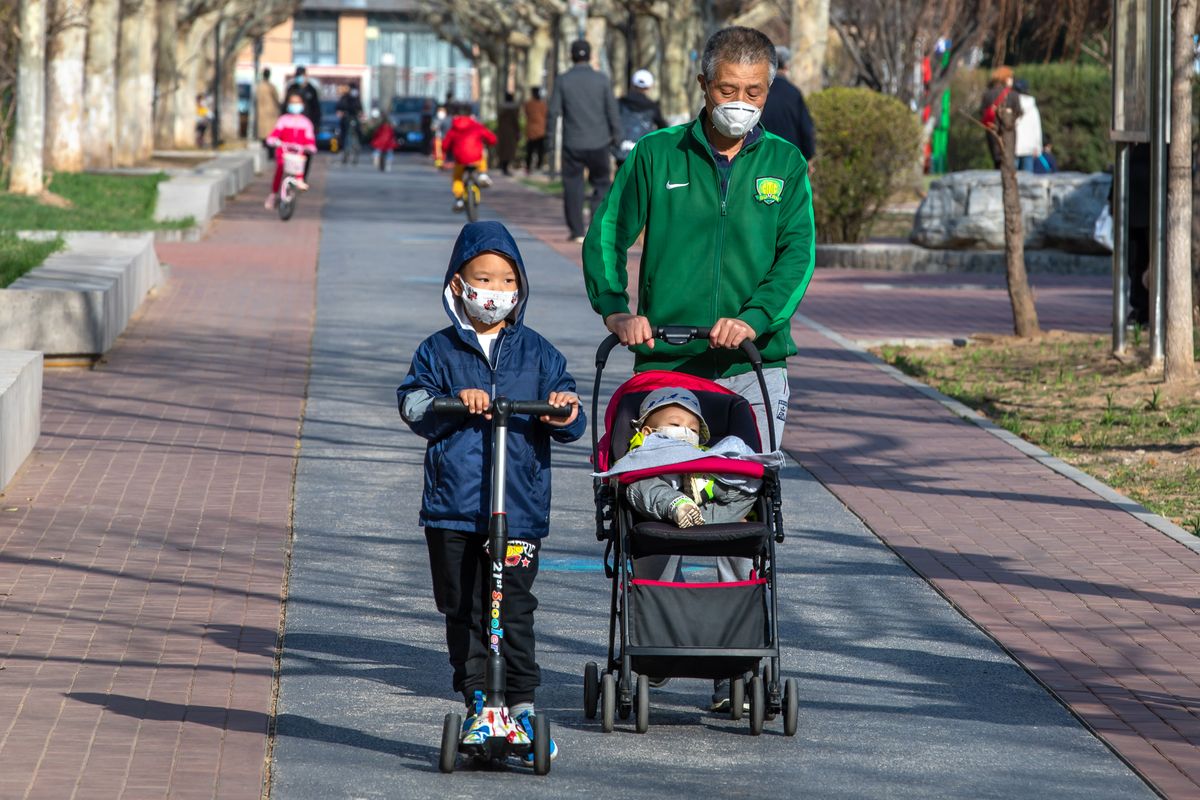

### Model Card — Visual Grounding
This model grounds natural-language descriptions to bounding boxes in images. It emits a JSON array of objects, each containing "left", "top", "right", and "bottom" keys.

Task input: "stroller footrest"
[{"left": 630, "top": 521, "right": 768, "bottom": 558}]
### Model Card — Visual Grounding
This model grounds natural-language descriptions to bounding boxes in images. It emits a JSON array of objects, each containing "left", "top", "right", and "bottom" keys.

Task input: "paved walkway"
[
  {"left": 489, "top": 171, "right": 1198, "bottom": 797},
  {"left": 0, "top": 166, "right": 321, "bottom": 799},
  {"left": 270, "top": 157, "right": 1150, "bottom": 799}
]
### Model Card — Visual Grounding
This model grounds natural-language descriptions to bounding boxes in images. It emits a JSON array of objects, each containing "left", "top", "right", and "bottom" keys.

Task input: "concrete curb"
[
  {"left": 0, "top": 232, "right": 163, "bottom": 357},
  {"left": 816, "top": 242, "right": 1110, "bottom": 275},
  {"left": 795, "top": 312, "right": 1200, "bottom": 556},
  {"left": 0, "top": 350, "right": 42, "bottom": 492}
]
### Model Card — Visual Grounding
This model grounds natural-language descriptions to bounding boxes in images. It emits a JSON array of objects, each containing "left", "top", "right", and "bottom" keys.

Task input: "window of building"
[{"left": 293, "top": 12, "right": 338, "bottom": 66}]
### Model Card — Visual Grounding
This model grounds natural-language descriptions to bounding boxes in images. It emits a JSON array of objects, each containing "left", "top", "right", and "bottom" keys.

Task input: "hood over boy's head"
[{"left": 443, "top": 221, "right": 530, "bottom": 329}]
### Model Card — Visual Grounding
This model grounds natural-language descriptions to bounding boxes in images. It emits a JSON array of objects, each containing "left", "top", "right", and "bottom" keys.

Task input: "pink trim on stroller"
[{"left": 615, "top": 456, "right": 765, "bottom": 485}]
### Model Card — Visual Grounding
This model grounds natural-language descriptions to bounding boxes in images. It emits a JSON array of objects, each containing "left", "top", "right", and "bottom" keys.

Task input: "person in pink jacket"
[{"left": 264, "top": 91, "right": 317, "bottom": 209}]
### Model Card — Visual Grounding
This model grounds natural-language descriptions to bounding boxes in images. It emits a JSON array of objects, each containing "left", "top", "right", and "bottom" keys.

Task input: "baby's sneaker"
[{"left": 514, "top": 710, "right": 558, "bottom": 764}]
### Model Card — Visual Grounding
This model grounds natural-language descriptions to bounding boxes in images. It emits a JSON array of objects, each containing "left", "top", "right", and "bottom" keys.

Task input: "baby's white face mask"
[{"left": 655, "top": 425, "right": 700, "bottom": 448}]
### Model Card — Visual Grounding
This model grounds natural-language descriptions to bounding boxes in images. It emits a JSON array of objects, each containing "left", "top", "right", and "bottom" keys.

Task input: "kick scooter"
[{"left": 430, "top": 396, "right": 568, "bottom": 776}]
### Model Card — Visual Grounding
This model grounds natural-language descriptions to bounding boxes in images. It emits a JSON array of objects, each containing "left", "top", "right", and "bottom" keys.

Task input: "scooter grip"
[
  {"left": 430, "top": 398, "right": 470, "bottom": 414},
  {"left": 510, "top": 401, "right": 571, "bottom": 418}
]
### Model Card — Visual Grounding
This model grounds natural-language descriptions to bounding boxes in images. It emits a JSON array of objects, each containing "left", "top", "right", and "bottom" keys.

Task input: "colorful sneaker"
[
  {"left": 460, "top": 711, "right": 493, "bottom": 745},
  {"left": 515, "top": 710, "right": 558, "bottom": 764}
]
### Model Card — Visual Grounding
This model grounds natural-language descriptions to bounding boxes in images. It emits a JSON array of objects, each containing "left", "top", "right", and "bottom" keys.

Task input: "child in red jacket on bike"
[
  {"left": 441, "top": 103, "right": 497, "bottom": 213},
  {"left": 264, "top": 90, "right": 317, "bottom": 209}
]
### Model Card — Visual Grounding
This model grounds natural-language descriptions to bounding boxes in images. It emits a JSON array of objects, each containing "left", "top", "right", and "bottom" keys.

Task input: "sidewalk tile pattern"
[
  {"left": 0, "top": 169, "right": 320, "bottom": 799},
  {"left": 785, "top": 321, "right": 1199, "bottom": 797},
  {"left": 494, "top": 173, "right": 1196, "bottom": 797}
]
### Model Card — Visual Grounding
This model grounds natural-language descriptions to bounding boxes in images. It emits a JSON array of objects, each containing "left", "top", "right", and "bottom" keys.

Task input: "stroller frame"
[{"left": 585, "top": 326, "right": 796, "bottom": 736}]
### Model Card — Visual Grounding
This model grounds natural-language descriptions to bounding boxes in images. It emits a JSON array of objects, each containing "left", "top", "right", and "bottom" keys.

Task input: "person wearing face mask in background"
[
  {"left": 263, "top": 92, "right": 317, "bottom": 208},
  {"left": 583, "top": 25, "right": 814, "bottom": 460},
  {"left": 397, "top": 221, "right": 586, "bottom": 759}
]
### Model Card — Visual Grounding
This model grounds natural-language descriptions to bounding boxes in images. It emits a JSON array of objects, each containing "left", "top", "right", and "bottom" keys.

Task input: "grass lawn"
[
  {"left": 0, "top": 234, "right": 64, "bottom": 288},
  {"left": 876, "top": 332, "right": 1200, "bottom": 536},
  {"left": 515, "top": 176, "right": 564, "bottom": 196},
  {"left": 0, "top": 172, "right": 193, "bottom": 232}
]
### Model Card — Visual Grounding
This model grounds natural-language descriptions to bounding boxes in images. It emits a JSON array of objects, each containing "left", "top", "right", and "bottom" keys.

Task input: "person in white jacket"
[{"left": 1013, "top": 79, "right": 1043, "bottom": 172}]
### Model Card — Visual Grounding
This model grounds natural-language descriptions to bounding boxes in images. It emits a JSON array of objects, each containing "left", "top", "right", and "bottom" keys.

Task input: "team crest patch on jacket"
[{"left": 754, "top": 176, "right": 784, "bottom": 205}]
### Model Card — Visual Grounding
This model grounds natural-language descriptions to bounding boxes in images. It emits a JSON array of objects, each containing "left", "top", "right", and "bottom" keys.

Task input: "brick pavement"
[
  {"left": 490, "top": 172, "right": 1199, "bottom": 797},
  {"left": 0, "top": 163, "right": 321, "bottom": 799}
]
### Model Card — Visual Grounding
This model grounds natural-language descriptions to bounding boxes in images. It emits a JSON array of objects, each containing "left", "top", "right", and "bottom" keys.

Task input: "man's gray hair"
[{"left": 701, "top": 27, "right": 778, "bottom": 84}]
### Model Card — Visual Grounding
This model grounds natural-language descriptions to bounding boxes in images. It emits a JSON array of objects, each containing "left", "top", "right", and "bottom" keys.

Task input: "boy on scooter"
[{"left": 397, "top": 221, "right": 585, "bottom": 763}]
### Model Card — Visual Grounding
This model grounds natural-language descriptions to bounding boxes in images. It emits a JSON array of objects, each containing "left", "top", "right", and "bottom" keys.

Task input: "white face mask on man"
[
  {"left": 709, "top": 100, "right": 762, "bottom": 139},
  {"left": 459, "top": 279, "right": 519, "bottom": 325}
]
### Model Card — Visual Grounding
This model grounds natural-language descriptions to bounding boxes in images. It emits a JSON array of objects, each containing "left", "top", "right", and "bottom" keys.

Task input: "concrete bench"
[
  {"left": 0, "top": 350, "right": 42, "bottom": 491},
  {"left": 0, "top": 233, "right": 163, "bottom": 357}
]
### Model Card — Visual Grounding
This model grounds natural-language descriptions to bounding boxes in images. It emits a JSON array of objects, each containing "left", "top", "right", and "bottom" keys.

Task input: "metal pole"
[
  {"left": 212, "top": 17, "right": 222, "bottom": 150},
  {"left": 1113, "top": 142, "right": 1130, "bottom": 353},
  {"left": 1148, "top": 0, "right": 1168, "bottom": 363}
]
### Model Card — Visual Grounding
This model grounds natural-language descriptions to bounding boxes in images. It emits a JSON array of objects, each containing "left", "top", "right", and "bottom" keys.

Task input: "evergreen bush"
[{"left": 808, "top": 87, "right": 922, "bottom": 244}]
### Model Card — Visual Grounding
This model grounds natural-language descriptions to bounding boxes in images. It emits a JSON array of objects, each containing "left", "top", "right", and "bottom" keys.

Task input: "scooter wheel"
[
  {"left": 583, "top": 661, "right": 600, "bottom": 719},
  {"left": 634, "top": 674, "right": 649, "bottom": 734},
  {"left": 749, "top": 675, "right": 765, "bottom": 736},
  {"left": 730, "top": 676, "right": 745, "bottom": 721},
  {"left": 439, "top": 712, "right": 461, "bottom": 773},
  {"left": 532, "top": 713, "right": 551, "bottom": 775},
  {"left": 600, "top": 672, "right": 616, "bottom": 733},
  {"left": 783, "top": 677, "right": 799, "bottom": 737}
]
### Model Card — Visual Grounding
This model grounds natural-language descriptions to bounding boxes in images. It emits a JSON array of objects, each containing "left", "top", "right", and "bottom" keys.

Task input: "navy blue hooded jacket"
[{"left": 397, "top": 221, "right": 587, "bottom": 538}]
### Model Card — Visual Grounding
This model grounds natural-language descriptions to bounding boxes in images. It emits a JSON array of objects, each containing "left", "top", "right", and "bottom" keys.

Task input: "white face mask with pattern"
[
  {"left": 655, "top": 425, "right": 701, "bottom": 448},
  {"left": 459, "top": 279, "right": 518, "bottom": 325}
]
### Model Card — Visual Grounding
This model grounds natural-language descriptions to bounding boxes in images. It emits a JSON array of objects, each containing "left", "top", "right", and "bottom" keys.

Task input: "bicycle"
[
  {"left": 341, "top": 117, "right": 362, "bottom": 166},
  {"left": 461, "top": 165, "right": 484, "bottom": 222},
  {"left": 277, "top": 145, "right": 308, "bottom": 222}
]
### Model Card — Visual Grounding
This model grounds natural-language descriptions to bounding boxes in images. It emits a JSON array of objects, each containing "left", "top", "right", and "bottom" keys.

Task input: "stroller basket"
[
  {"left": 631, "top": 578, "right": 768, "bottom": 650},
  {"left": 630, "top": 521, "right": 768, "bottom": 559}
]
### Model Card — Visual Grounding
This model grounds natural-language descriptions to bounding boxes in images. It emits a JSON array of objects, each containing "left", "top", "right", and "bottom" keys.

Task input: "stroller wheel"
[
  {"left": 600, "top": 672, "right": 616, "bottom": 733},
  {"left": 783, "top": 677, "right": 799, "bottom": 737},
  {"left": 439, "top": 712, "right": 460, "bottom": 773},
  {"left": 730, "top": 676, "right": 745, "bottom": 721},
  {"left": 748, "top": 675, "right": 765, "bottom": 736},
  {"left": 634, "top": 674, "right": 649, "bottom": 734},
  {"left": 583, "top": 662, "right": 600, "bottom": 719}
]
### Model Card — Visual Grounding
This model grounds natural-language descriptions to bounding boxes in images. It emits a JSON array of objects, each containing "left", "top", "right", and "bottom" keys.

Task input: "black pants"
[
  {"left": 1127, "top": 227, "right": 1150, "bottom": 325},
  {"left": 562, "top": 146, "right": 612, "bottom": 238},
  {"left": 425, "top": 527, "right": 541, "bottom": 707},
  {"left": 525, "top": 137, "right": 546, "bottom": 171}
]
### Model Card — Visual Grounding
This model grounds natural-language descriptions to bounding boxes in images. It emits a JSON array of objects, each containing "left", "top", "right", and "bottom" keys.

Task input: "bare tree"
[
  {"left": 11, "top": 0, "right": 48, "bottom": 194},
  {"left": 1164, "top": 0, "right": 1196, "bottom": 382},
  {"left": 83, "top": 0, "right": 119, "bottom": 168},
  {"left": 991, "top": 105, "right": 1040, "bottom": 337},
  {"left": 45, "top": 0, "right": 88, "bottom": 173},
  {"left": 115, "top": 0, "right": 157, "bottom": 165},
  {"left": 789, "top": 0, "right": 829, "bottom": 96}
]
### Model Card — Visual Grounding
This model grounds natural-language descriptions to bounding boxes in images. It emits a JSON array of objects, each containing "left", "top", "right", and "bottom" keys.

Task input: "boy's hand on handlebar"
[
  {"left": 605, "top": 313, "right": 655, "bottom": 349},
  {"left": 542, "top": 392, "right": 580, "bottom": 427},
  {"left": 709, "top": 318, "right": 755, "bottom": 349},
  {"left": 457, "top": 388, "right": 492, "bottom": 419}
]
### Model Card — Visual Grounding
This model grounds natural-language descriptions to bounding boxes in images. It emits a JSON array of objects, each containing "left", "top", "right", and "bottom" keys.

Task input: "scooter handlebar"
[{"left": 428, "top": 397, "right": 570, "bottom": 418}]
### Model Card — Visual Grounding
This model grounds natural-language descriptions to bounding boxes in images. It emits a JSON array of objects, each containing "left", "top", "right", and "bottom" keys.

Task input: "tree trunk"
[
  {"left": 789, "top": 0, "right": 829, "bottom": 97},
  {"left": 174, "top": 12, "right": 217, "bottom": 148},
  {"left": 83, "top": 0, "right": 118, "bottom": 168},
  {"left": 45, "top": 0, "right": 87, "bottom": 173},
  {"left": 526, "top": 23, "right": 551, "bottom": 90},
  {"left": 660, "top": 3, "right": 694, "bottom": 122},
  {"left": 1164, "top": 0, "right": 1197, "bottom": 382},
  {"left": 153, "top": 0, "right": 177, "bottom": 148},
  {"left": 11, "top": 0, "right": 47, "bottom": 194},
  {"left": 115, "top": 0, "right": 156, "bottom": 165},
  {"left": 633, "top": 13, "right": 659, "bottom": 93},
  {"left": 219, "top": 53, "right": 239, "bottom": 143},
  {"left": 996, "top": 107, "right": 1041, "bottom": 337}
]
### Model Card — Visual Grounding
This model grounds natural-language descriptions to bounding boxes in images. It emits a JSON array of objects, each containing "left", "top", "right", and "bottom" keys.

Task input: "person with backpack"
[
  {"left": 980, "top": 66, "right": 1023, "bottom": 169},
  {"left": 614, "top": 70, "right": 668, "bottom": 168}
]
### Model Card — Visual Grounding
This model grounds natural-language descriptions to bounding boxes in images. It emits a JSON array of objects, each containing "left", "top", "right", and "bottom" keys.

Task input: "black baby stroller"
[{"left": 583, "top": 326, "right": 797, "bottom": 736}]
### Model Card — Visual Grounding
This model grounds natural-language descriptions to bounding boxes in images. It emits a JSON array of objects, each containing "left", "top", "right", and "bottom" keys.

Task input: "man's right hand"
[{"left": 605, "top": 313, "right": 654, "bottom": 349}]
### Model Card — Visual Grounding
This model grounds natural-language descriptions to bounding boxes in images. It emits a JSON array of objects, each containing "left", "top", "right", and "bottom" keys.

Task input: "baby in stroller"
[{"left": 624, "top": 388, "right": 762, "bottom": 586}]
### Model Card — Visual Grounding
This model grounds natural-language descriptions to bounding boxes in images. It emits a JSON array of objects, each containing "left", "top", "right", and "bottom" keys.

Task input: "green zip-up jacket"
[{"left": 582, "top": 115, "right": 816, "bottom": 378}]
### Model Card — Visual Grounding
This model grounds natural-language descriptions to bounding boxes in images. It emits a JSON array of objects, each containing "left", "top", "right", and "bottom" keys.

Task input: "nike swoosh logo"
[{"left": 666, "top": 181, "right": 689, "bottom": 190}]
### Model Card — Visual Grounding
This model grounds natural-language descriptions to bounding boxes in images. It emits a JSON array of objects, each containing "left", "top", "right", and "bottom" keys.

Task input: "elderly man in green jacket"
[
  {"left": 581, "top": 25, "right": 816, "bottom": 714},
  {"left": 583, "top": 25, "right": 815, "bottom": 453}
]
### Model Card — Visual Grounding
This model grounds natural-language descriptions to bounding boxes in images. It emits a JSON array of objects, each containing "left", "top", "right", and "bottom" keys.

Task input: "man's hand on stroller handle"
[{"left": 605, "top": 313, "right": 655, "bottom": 349}]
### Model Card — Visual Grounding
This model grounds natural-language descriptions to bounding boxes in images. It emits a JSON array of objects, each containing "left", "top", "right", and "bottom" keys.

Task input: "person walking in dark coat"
[
  {"left": 523, "top": 88, "right": 548, "bottom": 173},
  {"left": 284, "top": 66, "right": 322, "bottom": 180},
  {"left": 759, "top": 46, "right": 815, "bottom": 159},
  {"left": 613, "top": 69, "right": 668, "bottom": 168},
  {"left": 497, "top": 91, "right": 521, "bottom": 174},
  {"left": 548, "top": 39, "right": 622, "bottom": 243}
]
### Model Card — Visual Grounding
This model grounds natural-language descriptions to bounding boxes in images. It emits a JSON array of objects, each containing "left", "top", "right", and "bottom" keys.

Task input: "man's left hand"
[{"left": 709, "top": 318, "right": 756, "bottom": 349}]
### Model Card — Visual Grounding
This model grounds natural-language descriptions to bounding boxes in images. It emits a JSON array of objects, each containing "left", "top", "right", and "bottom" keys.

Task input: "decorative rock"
[{"left": 911, "top": 170, "right": 1111, "bottom": 254}]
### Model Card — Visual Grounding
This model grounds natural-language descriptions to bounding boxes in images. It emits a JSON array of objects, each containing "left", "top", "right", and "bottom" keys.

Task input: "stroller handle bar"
[
  {"left": 594, "top": 326, "right": 763, "bottom": 369},
  {"left": 430, "top": 397, "right": 571, "bottom": 419}
]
